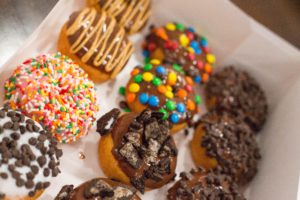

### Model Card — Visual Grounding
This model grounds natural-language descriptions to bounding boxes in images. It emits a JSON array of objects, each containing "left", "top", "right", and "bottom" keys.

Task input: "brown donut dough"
[
  {"left": 58, "top": 8, "right": 133, "bottom": 83},
  {"left": 54, "top": 178, "right": 140, "bottom": 200},
  {"left": 96, "top": 109, "right": 178, "bottom": 193}
]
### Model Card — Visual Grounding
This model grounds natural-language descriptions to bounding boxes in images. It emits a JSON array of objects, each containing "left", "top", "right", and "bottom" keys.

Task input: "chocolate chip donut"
[
  {"left": 97, "top": 109, "right": 177, "bottom": 193},
  {"left": 205, "top": 66, "right": 268, "bottom": 132},
  {"left": 0, "top": 104, "right": 62, "bottom": 200},
  {"left": 55, "top": 178, "right": 140, "bottom": 200},
  {"left": 190, "top": 111, "right": 261, "bottom": 185},
  {"left": 143, "top": 23, "right": 216, "bottom": 84},
  {"left": 58, "top": 8, "right": 134, "bottom": 83},
  {"left": 87, "top": 0, "right": 151, "bottom": 34},
  {"left": 123, "top": 60, "right": 201, "bottom": 133},
  {"left": 167, "top": 168, "right": 245, "bottom": 200}
]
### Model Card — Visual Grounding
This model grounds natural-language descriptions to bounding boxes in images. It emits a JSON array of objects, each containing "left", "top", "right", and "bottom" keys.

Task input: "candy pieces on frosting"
[{"left": 4, "top": 53, "right": 99, "bottom": 143}]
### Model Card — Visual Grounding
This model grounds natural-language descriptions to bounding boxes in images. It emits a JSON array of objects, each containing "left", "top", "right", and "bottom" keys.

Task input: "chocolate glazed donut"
[
  {"left": 97, "top": 109, "right": 178, "bottom": 193},
  {"left": 58, "top": 8, "right": 134, "bottom": 83},
  {"left": 167, "top": 168, "right": 245, "bottom": 200},
  {"left": 55, "top": 178, "right": 141, "bottom": 200}
]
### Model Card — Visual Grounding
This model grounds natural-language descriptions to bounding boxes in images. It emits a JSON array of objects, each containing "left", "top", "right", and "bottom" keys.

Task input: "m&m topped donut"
[
  {"left": 143, "top": 22, "right": 216, "bottom": 84},
  {"left": 123, "top": 60, "right": 201, "bottom": 133}
]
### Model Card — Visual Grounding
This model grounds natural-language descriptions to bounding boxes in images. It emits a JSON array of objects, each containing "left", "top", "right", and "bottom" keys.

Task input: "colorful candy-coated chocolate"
[
  {"left": 177, "top": 103, "right": 186, "bottom": 113},
  {"left": 129, "top": 83, "right": 140, "bottom": 93},
  {"left": 156, "top": 66, "right": 166, "bottom": 75},
  {"left": 170, "top": 113, "right": 180, "bottom": 123},
  {"left": 139, "top": 93, "right": 149, "bottom": 104},
  {"left": 148, "top": 95, "right": 159, "bottom": 107},
  {"left": 166, "top": 100, "right": 176, "bottom": 111}
]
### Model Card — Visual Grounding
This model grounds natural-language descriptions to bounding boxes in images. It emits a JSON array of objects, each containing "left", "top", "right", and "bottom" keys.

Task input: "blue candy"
[
  {"left": 190, "top": 40, "right": 199, "bottom": 49},
  {"left": 187, "top": 27, "right": 195, "bottom": 33},
  {"left": 148, "top": 96, "right": 159, "bottom": 107},
  {"left": 201, "top": 38, "right": 208, "bottom": 47},
  {"left": 156, "top": 66, "right": 166, "bottom": 75},
  {"left": 194, "top": 48, "right": 202, "bottom": 55},
  {"left": 170, "top": 113, "right": 180, "bottom": 123},
  {"left": 177, "top": 103, "right": 186, "bottom": 113},
  {"left": 194, "top": 76, "right": 202, "bottom": 83},
  {"left": 143, "top": 50, "right": 150, "bottom": 57},
  {"left": 139, "top": 93, "right": 149, "bottom": 104}
]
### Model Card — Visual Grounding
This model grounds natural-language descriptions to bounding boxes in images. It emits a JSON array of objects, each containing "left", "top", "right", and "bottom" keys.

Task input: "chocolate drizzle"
[
  {"left": 198, "top": 111, "right": 261, "bottom": 185},
  {"left": 111, "top": 109, "right": 177, "bottom": 193},
  {"left": 0, "top": 104, "right": 62, "bottom": 197},
  {"left": 55, "top": 178, "right": 139, "bottom": 200},
  {"left": 167, "top": 168, "right": 245, "bottom": 200},
  {"left": 205, "top": 66, "right": 268, "bottom": 132}
]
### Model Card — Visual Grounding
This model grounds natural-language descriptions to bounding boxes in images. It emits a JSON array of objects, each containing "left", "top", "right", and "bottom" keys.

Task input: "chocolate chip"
[
  {"left": 43, "top": 168, "right": 50, "bottom": 177},
  {"left": 19, "top": 125, "right": 26, "bottom": 134},
  {"left": 26, "top": 123, "right": 33, "bottom": 132},
  {"left": 43, "top": 182, "right": 50, "bottom": 188},
  {"left": 28, "top": 137, "right": 37, "bottom": 145},
  {"left": 0, "top": 126, "right": 3, "bottom": 133},
  {"left": 33, "top": 125, "right": 40, "bottom": 132},
  {"left": 25, "top": 180, "right": 34, "bottom": 189},
  {"left": 10, "top": 132, "right": 20, "bottom": 140},
  {"left": 37, "top": 156, "right": 46, "bottom": 167},
  {"left": 16, "top": 178, "right": 25, "bottom": 187},
  {"left": 3, "top": 121, "right": 13, "bottom": 129},
  {"left": 26, "top": 119, "right": 35, "bottom": 124},
  {"left": 52, "top": 167, "right": 60, "bottom": 177},
  {"left": 0, "top": 173, "right": 8, "bottom": 179},
  {"left": 26, "top": 172, "right": 35, "bottom": 180},
  {"left": 0, "top": 110, "right": 5, "bottom": 118},
  {"left": 38, "top": 134, "right": 47, "bottom": 142}
]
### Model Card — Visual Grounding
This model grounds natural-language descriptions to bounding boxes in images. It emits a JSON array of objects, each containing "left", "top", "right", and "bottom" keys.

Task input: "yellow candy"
[
  {"left": 166, "top": 85, "right": 173, "bottom": 91},
  {"left": 165, "top": 91, "right": 174, "bottom": 98},
  {"left": 168, "top": 72, "right": 177, "bottom": 85},
  {"left": 179, "top": 34, "right": 189, "bottom": 47},
  {"left": 166, "top": 23, "right": 176, "bottom": 31},
  {"left": 129, "top": 83, "right": 140, "bottom": 93},
  {"left": 143, "top": 72, "right": 154, "bottom": 82},
  {"left": 187, "top": 47, "right": 195, "bottom": 53},
  {"left": 206, "top": 54, "right": 216, "bottom": 64},
  {"left": 150, "top": 59, "right": 161, "bottom": 65}
]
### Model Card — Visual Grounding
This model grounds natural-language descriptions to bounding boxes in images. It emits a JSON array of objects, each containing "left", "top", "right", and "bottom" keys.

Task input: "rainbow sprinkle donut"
[{"left": 4, "top": 53, "right": 99, "bottom": 143}]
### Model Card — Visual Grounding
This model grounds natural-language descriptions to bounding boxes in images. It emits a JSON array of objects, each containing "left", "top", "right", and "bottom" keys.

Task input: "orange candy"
[
  {"left": 185, "top": 76, "right": 194, "bottom": 86},
  {"left": 131, "top": 68, "right": 140, "bottom": 76},
  {"left": 155, "top": 28, "right": 169, "bottom": 40},
  {"left": 202, "top": 73, "right": 209, "bottom": 82},
  {"left": 205, "top": 64, "right": 213, "bottom": 74},
  {"left": 176, "top": 89, "right": 187, "bottom": 99},
  {"left": 158, "top": 85, "right": 167, "bottom": 94},
  {"left": 126, "top": 92, "right": 136, "bottom": 103},
  {"left": 187, "top": 99, "right": 196, "bottom": 111}
]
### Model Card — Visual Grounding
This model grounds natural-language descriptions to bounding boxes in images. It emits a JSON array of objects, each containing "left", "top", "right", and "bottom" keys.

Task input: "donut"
[
  {"left": 123, "top": 60, "right": 201, "bottom": 133},
  {"left": 205, "top": 66, "right": 268, "bottom": 132},
  {"left": 58, "top": 8, "right": 134, "bottom": 83},
  {"left": 96, "top": 109, "right": 177, "bottom": 193},
  {"left": 0, "top": 104, "right": 63, "bottom": 200},
  {"left": 4, "top": 53, "right": 99, "bottom": 143},
  {"left": 190, "top": 111, "right": 261, "bottom": 185},
  {"left": 167, "top": 168, "right": 245, "bottom": 200},
  {"left": 143, "top": 23, "right": 216, "bottom": 84},
  {"left": 54, "top": 178, "right": 140, "bottom": 200},
  {"left": 87, "top": 0, "right": 151, "bottom": 34}
]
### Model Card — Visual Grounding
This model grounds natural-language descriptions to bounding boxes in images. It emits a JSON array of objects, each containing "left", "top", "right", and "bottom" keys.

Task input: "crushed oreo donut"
[
  {"left": 97, "top": 109, "right": 178, "bottom": 193},
  {"left": 143, "top": 23, "right": 216, "bottom": 84},
  {"left": 205, "top": 66, "right": 268, "bottom": 132},
  {"left": 191, "top": 111, "right": 261, "bottom": 185},
  {"left": 122, "top": 60, "right": 201, "bottom": 133},
  {"left": 0, "top": 104, "right": 62, "bottom": 199},
  {"left": 168, "top": 167, "right": 245, "bottom": 200},
  {"left": 55, "top": 178, "right": 140, "bottom": 200},
  {"left": 87, "top": 0, "right": 151, "bottom": 34}
]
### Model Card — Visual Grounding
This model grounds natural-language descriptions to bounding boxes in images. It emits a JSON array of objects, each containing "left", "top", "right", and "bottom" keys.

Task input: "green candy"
[
  {"left": 176, "top": 23, "right": 185, "bottom": 31},
  {"left": 144, "top": 63, "right": 153, "bottom": 71},
  {"left": 166, "top": 100, "right": 176, "bottom": 111},
  {"left": 159, "top": 108, "right": 169, "bottom": 120},
  {"left": 133, "top": 74, "right": 143, "bottom": 83},
  {"left": 119, "top": 86, "right": 126, "bottom": 96},
  {"left": 173, "top": 64, "right": 182, "bottom": 72},
  {"left": 195, "top": 95, "right": 202, "bottom": 105},
  {"left": 124, "top": 107, "right": 131, "bottom": 113},
  {"left": 152, "top": 77, "right": 162, "bottom": 86},
  {"left": 144, "top": 57, "right": 150, "bottom": 64}
]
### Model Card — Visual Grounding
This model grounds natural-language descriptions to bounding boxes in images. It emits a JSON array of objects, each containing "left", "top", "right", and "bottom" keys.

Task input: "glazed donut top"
[
  {"left": 97, "top": 109, "right": 178, "bottom": 193},
  {"left": 197, "top": 111, "right": 261, "bottom": 185},
  {"left": 125, "top": 61, "right": 201, "bottom": 125},
  {"left": 91, "top": 0, "right": 151, "bottom": 34},
  {"left": 66, "top": 8, "right": 133, "bottom": 77},
  {"left": 143, "top": 23, "right": 216, "bottom": 84},
  {"left": 54, "top": 178, "right": 140, "bottom": 200},
  {"left": 4, "top": 53, "right": 99, "bottom": 143},
  {"left": 167, "top": 168, "right": 245, "bottom": 200},
  {"left": 205, "top": 66, "right": 268, "bottom": 132},
  {"left": 0, "top": 104, "right": 62, "bottom": 199}
]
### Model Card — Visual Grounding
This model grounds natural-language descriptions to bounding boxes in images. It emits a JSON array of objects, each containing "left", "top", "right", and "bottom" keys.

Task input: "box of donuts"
[{"left": 1, "top": 0, "right": 300, "bottom": 199}]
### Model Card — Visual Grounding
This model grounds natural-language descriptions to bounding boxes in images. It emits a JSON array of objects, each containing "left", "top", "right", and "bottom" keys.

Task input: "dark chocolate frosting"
[{"left": 205, "top": 66, "right": 268, "bottom": 132}]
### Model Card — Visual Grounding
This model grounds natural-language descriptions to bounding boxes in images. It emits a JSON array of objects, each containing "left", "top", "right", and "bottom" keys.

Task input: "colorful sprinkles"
[
  {"left": 143, "top": 22, "right": 216, "bottom": 84},
  {"left": 4, "top": 53, "right": 99, "bottom": 143},
  {"left": 121, "top": 61, "right": 200, "bottom": 125}
]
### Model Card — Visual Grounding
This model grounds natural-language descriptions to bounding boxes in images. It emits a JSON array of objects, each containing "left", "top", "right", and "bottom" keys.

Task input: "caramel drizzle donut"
[
  {"left": 66, "top": 8, "right": 134, "bottom": 78},
  {"left": 167, "top": 168, "right": 245, "bottom": 200},
  {"left": 90, "top": 0, "right": 151, "bottom": 34},
  {"left": 54, "top": 178, "right": 140, "bottom": 200},
  {"left": 97, "top": 109, "right": 178, "bottom": 193}
]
